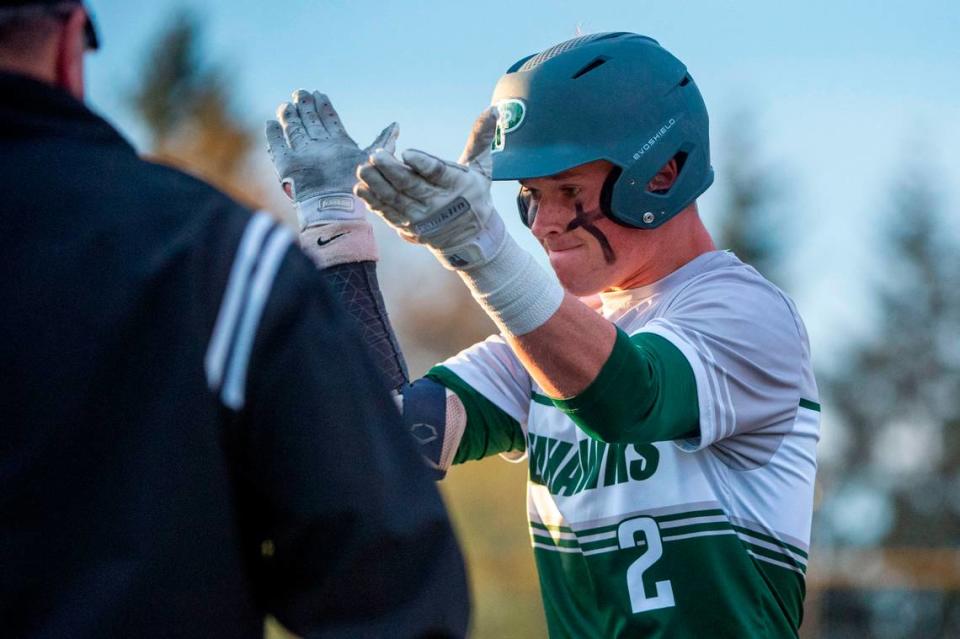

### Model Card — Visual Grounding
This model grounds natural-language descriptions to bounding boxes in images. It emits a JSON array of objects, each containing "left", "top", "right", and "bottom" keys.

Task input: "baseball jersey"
[{"left": 431, "top": 250, "right": 819, "bottom": 638}]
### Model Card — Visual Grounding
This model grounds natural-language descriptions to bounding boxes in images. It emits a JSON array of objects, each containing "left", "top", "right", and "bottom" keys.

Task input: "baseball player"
[{"left": 268, "top": 32, "right": 819, "bottom": 638}]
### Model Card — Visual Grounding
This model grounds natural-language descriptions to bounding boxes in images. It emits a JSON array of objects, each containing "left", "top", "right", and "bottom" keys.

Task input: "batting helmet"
[{"left": 491, "top": 32, "right": 713, "bottom": 229}]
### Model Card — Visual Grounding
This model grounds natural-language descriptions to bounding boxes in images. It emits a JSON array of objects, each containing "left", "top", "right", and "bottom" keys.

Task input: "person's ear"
[
  {"left": 54, "top": 6, "right": 87, "bottom": 99},
  {"left": 647, "top": 158, "right": 679, "bottom": 193}
]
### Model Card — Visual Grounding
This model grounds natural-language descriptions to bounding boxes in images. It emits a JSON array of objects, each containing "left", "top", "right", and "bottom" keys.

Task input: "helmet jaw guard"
[
  {"left": 610, "top": 108, "right": 715, "bottom": 229},
  {"left": 491, "top": 32, "right": 714, "bottom": 230}
]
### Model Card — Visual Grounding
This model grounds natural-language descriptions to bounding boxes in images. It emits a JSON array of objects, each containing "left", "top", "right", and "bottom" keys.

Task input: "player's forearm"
[
  {"left": 266, "top": 91, "right": 409, "bottom": 391},
  {"left": 481, "top": 277, "right": 700, "bottom": 444},
  {"left": 298, "top": 224, "right": 409, "bottom": 392},
  {"left": 319, "top": 261, "right": 408, "bottom": 391},
  {"left": 508, "top": 293, "right": 616, "bottom": 398}
]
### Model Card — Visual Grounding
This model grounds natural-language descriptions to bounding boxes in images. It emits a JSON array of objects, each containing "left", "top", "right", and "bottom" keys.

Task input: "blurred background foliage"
[
  {"left": 129, "top": 13, "right": 263, "bottom": 207},
  {"left": 128, "top": 11, "right": 960, "bottom": 639}
]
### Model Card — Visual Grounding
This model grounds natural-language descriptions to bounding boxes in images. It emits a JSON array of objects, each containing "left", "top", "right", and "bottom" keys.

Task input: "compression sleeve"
[
  {"left": 320, "top": 262, "right": 408, "bottom": 392},
  {"left": 546, "top": 327, "right": 699, "bottom": 444},
  {"left": 426, "top": 365, "right": 526, "bottom": 464}
]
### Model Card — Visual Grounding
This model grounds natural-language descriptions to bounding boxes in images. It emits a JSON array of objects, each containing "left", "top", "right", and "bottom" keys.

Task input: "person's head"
[
  {"left": 519, "top": 157, "right": 711, "bottom": 296},
  {"left": 491, "top": 32, "right": 715, "bottom": 295},
  {"left": 0, "top": 0, "right": 99, "bottom": 99}
]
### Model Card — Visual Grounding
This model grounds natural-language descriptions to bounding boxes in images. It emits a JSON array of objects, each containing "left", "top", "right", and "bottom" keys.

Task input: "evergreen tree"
[
  {"left": 816, "top": 169, "right": 960, "bottom": 637},
  {"left": 129, "top": 13, "right": 260, "bottom": 204},
  {"left": 714, "top": 110, "right": 785, "bottom": 285},
  {"left": 826, "top": 171, "right": 960, "bottom": 544}
]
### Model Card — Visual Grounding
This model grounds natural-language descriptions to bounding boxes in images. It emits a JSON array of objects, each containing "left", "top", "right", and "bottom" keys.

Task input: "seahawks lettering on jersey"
[
  {"left": 528, "top": 431, "right": 659, "bottom": 497},
  {"left": 439, "top": 251, "right": 820, "bottom": 638}
]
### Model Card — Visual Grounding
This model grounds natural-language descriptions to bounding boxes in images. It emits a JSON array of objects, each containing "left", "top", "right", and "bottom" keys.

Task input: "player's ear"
[
  {"left": 54, "top": 5, "right": 87, "bottom": 100},
  {"left": 646, "top": 158, "right": 679, "bottom": 193}
]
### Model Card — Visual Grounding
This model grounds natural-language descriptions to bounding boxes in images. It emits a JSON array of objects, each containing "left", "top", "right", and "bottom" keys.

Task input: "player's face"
[{"left": 522, "top": 160, "right": 661, "bottom": 296}]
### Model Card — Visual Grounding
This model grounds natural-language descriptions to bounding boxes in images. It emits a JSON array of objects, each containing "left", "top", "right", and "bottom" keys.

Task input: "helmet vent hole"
[
  {"left": 572, "top": 56, "right": 610, "bottom": 79},
  {"left": 679, "top": 75, "right": 691, "bottom": 87}
]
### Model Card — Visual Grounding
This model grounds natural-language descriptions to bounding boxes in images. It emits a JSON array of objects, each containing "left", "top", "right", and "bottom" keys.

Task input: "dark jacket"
[{"left": 0, "top": 72, "right": 468, "bottom": 639}]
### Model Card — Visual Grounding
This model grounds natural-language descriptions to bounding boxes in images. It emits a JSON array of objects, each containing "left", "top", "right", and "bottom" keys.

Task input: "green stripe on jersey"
[
  {"left": 532, "top": 512, "right": 805, "bottom": 558},
  {"left": 531, "top": 391, "right": 553, "bottom": 406},
  {"left": 740, "top": 540, "right": 806, "bottom": 573},
  {"left": 532, "top": 513, "right": 807, "bottom": 577},
  {"left": 654, "top": 508, "right": 727, "bottom": 524},
  {"left": 531, "top": 515, "right": 804, "bottom": 637},
  {"left": 732, "top": 525, "right": 809, "bottom": 560},
  {"left": 426, "top": 365, "right": 526, "bottom": 464},
  {"left": 799, "top": 398, "right": 821, "bottom": 412},
  {"left": 567, "top": 508, "right": 728, "bottom": 537},
  {"left": 530, "top": 521, "right": 574, "bottom": 533}
]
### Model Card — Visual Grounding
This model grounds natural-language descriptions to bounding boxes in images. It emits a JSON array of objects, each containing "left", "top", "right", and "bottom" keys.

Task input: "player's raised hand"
[
  {"left": 266, "top": 90, "right": 398, "bottom": 269},
  {"left": 355, "top": 107, "right": 507, "bottom": 271},
  {"left": 266, "top": 89, "right": 398, "bottom": 227}
]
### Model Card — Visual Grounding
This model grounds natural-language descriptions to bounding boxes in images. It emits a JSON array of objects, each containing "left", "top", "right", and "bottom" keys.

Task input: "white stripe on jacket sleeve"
[{"left": 205, "top": 212, "right": 294, "bottom": 410}]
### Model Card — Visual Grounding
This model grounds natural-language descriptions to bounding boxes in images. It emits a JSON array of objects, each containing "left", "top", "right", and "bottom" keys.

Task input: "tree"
[
  {"left": 713, "top": 109, "right": 786, "bottom": 286},
  {"left": 825, "top": 169, "right": 960, "bottom": 544},
  {"left": 129, "top": 12, "right": 261, "bottom": 205},
  {"left": 815, "top": 166, "right": 960, "bottom": 636}
]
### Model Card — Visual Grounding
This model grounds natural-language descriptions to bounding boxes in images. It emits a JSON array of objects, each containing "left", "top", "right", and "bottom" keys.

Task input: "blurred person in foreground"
[
  {"left": 0, "top": 2, "right": 469, "bottom": 637},
  {"left": 269, "top": 33, "right": 819, "bottom": 638}
]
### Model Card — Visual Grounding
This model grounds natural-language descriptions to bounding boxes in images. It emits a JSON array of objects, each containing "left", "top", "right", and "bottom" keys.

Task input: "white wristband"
[
  {"left": 299, "top": 220, "right": 379, "bottom": 269},
  {"left": 296, "top": 192, "right": 367, "bottom": 231},
  {"left": 457, "top": 233, "right": 565, "bottom": 336}
]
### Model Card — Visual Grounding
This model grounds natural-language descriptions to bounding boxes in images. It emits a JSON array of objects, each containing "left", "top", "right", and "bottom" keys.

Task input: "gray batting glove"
[
  {"left": 356, "top": 107, "right": 565, "bottom": 336},
  {"left": 266, "top": 90, "right": 398, "bottom": 267},
  {"left": 355, "top": 107, "right": 505, "bottom": 271}
]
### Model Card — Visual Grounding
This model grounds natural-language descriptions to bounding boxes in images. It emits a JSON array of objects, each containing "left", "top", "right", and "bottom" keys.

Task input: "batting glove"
[
  {"left": 266, "top": 89, "right": 398, "bottom": 267},
  {"left": 355, "top": 107, "right": 564, "bottom": 336}
]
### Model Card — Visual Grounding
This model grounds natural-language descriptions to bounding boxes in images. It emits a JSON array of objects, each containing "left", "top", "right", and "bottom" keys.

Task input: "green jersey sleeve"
[{"left": 547, "top": 327, "right": 699, "bottom": 444}]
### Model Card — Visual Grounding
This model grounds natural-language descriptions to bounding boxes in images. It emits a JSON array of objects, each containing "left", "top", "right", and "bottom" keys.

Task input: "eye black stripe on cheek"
[{"left": 571, "top": 201, "right": 616, "bottom": 264}]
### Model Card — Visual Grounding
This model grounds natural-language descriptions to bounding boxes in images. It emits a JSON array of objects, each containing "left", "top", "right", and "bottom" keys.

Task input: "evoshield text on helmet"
[{"left": 490, "top": 32, "right": 714, "bottom": 230}]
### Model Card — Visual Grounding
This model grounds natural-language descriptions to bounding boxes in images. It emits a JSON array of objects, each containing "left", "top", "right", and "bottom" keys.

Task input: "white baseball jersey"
[{"left": 436, "top": 250, "right": 819, "bottom": 638}]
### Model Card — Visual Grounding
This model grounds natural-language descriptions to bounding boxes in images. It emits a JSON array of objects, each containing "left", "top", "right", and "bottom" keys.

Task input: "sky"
[{"left": 83, "top": 0, "right": 960, "bottom": 366}]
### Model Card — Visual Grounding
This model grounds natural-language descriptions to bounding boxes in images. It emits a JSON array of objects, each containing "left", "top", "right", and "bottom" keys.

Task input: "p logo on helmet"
[{"left": 492, "top": 99, "right": 526, "bottom": 153}]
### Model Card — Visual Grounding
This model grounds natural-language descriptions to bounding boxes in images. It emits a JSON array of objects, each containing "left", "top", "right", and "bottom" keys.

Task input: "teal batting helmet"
[{"left": 491, "top": 32, "right": 713, "bottom": 229}]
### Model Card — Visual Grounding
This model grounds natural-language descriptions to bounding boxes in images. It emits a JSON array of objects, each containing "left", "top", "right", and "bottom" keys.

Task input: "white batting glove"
[
  {"left": 266, "top": 89, "right": 398, "bottom": 268},
  {"left": 355, "top": 107, "right": 564, "bottom": 336}
]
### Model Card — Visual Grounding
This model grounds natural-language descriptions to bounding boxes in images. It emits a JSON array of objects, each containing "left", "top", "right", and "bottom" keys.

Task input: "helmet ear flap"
[
  {"left": 611, "top": 143, "right": 714, "bottom": 229},
  {"left": 599, "top": 166, "right": 627, "bottom": 226}
]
